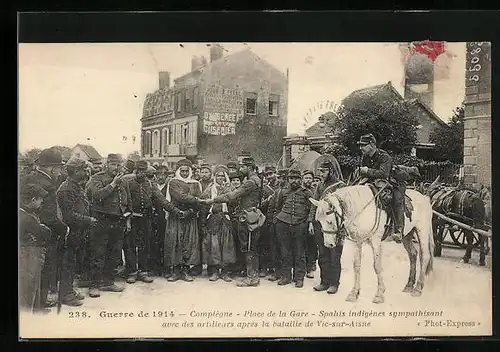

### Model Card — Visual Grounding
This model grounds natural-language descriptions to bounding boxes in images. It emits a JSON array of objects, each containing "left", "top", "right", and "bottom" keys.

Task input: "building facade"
[
  {"left": 463, "top": 42, "right": 491, "bottom": 188},
  {"left": 141, "top": 45, "right": 288, "bottom": 169},
  {"left": 71, "top": 144, "right": 103, "bottom": 166}
]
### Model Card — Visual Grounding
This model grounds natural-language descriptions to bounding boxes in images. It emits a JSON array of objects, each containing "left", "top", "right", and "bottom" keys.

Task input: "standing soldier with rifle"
[
  {"left": 56, "top": 157, "right": 98, "bottom": 308},
  {"left": 22, "top": 148, "right": 69, "bottom": 309}
]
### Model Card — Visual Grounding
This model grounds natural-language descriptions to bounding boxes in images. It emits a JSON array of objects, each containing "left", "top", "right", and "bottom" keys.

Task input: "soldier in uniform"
[
  {"left": 302, "top": 170, "right": 318, "bottom": 278},
  {"left": 273, "top": 169, "right": 314, "bottom": 288},
  {"left": 56, "top": 157, "right": 98, "bottom": 306},
  {"left": 124, "top": 159, "right": 136, "bottom": 175},
  {"left": 227, "top": 170, "right": 245, "bottom": 277},
  {"left": 86, "top": 154, "right": 131, "bottom": 298},
  {"left": 22, "top": 148, "right": 68, "bottom": 308},
  {"left": 202, "top": 157, "right": 262, "bottom": 287},
  {"left": 309, "top": 158, "right": 345, "bottom": 294},
  {"left": 124, "top": 160, "right": 185, "bottom": 284},
  {"left": 257, "top": 165, "right": 278, "bottom": 278},
  {"left": 357, "top": 133, "right": 404, "bottom": 243},
  {"left": 151, "top": 165, "right": 169, "bottom": 276},
  {"left": 264, "top": 168, "right": 289, "bottom": 282},
  {"left": 19, "top": 184, "right": 52, "bottom": 314}
]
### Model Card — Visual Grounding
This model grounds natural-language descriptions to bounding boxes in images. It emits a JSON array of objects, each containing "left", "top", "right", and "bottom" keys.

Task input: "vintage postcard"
[{"left": 18, "top": 41, "right": 492, "bottom": 339}]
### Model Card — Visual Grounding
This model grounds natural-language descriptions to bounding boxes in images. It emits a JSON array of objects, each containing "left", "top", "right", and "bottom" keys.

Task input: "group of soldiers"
[{"left": 20, "top": 132, "right": 412, "bottom": 314}]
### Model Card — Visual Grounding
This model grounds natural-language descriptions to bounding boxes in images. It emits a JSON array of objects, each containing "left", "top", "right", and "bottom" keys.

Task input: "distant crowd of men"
[{"left": 19, "top": 147, "right": 348, "bottom": 314}]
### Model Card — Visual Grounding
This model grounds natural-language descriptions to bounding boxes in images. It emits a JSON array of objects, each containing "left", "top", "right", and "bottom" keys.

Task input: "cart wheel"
[{"left": 449, "top": 228, "right": 480, "bottom": 249}]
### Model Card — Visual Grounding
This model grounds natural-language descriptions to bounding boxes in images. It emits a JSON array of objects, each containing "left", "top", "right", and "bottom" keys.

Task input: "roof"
[
  {"left": 174, "top": 48, "right": 286, "bottom": 84},
  {"left": 72, "top": 144, "right": 102, "bottom": 161},
  {"left": 341, "top": 81, "right": 446, "bottom": 126}
]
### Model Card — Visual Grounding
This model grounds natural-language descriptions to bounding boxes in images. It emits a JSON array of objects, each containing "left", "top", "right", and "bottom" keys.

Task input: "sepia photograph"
[{"left": 18, "top": 39, "right": 492, "bottom": 339}]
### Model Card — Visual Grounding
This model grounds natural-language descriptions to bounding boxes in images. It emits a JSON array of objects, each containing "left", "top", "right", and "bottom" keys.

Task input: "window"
[
  {"left": 269, "top": 94, "right": 279, "bottom": 116},
  {"left": 153, "top": 130, "right": 160, "bottom": 156},
  {"left": 168, "top": 127, "right": 173, "bottom": 145},
  {"left": 176, "top": 93, "right": 182, "bottom": 112},
  {"left": 193, "top": 87, "right": 199, "bottom": 108},
  {"left": 184, "top": 90, "right": 190, "bottom": 111},
  {"left": 183, "top": 125, "right": 188, "bottom": 144},
  {"left": 145, "top": 131, "right": 152, "bottom": 156},
  {"left": 162, "top": 128, "right": 169, "bottom": 153},
  {"left": 245, "top": 93, "right": 257, "bottom": 115}
]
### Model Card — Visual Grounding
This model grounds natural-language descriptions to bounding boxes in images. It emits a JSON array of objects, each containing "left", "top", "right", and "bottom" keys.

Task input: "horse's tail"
[{"left": 426, "top": 221, "right": 434, "bottom": 275}]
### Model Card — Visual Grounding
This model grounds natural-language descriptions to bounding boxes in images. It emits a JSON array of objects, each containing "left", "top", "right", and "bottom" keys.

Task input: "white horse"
[{"left": 309, "top": 185, "right": 434, "bottom": 304}]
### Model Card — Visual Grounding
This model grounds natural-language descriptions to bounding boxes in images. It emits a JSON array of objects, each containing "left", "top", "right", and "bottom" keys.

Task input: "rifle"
[{"left": 56, "top": 226, "right": 69, "bottom": 315}]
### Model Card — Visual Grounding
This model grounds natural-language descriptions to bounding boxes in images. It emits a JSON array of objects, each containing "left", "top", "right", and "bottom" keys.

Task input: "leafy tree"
[
  {"left": 21, "top": 148, "right": 42, "bottom": 163},
  {"left": 322, "top": 100, "right": 419, "bottom": 155},
  {"left": 429, "top": 105, "right": 464, "bottom": 163},
  {"left": 52, "top": 145, "right": 72, "bottom": 161}
]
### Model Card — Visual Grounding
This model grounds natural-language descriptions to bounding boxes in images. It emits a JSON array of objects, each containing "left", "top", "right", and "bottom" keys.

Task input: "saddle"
[{"left": 366, "top": 179, "right": 414, "bottom": 241}]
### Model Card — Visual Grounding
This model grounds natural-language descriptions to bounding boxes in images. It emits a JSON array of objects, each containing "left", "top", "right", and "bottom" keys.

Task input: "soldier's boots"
[
  {"left": 392, "top": 232, "right": 403, "bottom": 243},
  {"left": 306, "top": 271, "right": 314, "bottom": 279},
  {"left": 278, "top": 276, "right": 292, "bottom": 286},
  {"left": 62, "top": 293, "right": 84, "bottom": 306},
  {"left": 88, "top": 287, "right": 100, "bottom": 298},
  {"left": 237, "top": 277, "right": 260, "bottom": 287},
  {"left": 313, "top": 283, "right": 330, "bottom": 292},
  {"left": 295, "top": 280, "right": 304, "bottom": 288},
  {"left": 209, "top": 272, "right": 220, "bottom": 282},
  {"left": 181, "top": 271, "right": 194, "bottom": 282},
  {"left": 220, "top": 272, "right": 232, "bottom": 282},
  {"left": 100, "top": 283, "right": 125, "bottom": 292},
  {"left": 167, "top": 273, "right": 180, "bottom": 282},
  {"left": 327, "top": 286, "right": 339, "bottom": 294},
  {"left": 267, "top": 273, "right": 280, "bottom": 282},
  {"left": 190, "top": 265, "right": 202, "bottom": 277},
  {"left": 126, "top": 273, "right": 137, "bottom": 284},
  {"left": 138, "top": 272, "right": 154, "bottom": 283},
  {"left": 259, "top": 269, "right": 267, "bottom": 278}
]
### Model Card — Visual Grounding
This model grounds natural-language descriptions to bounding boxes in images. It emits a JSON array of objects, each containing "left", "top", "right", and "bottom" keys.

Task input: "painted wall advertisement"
[{"left": 203, "top": 85, "right": 244, "bottom": 136}]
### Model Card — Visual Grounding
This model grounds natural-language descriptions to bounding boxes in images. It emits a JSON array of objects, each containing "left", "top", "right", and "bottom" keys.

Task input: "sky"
[{"left": 18, "top": 42, "right": 466, "bottom": 156}]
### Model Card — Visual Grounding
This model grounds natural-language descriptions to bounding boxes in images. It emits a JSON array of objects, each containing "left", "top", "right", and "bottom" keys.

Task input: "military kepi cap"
[
  {"left": 288, "top": 169, "right": 302, "bottom": 178},
  {"left": 277, "top": 168, "right": 289, "bottom": 177},
  {"left": 65, "top": 156, "right": 87, "bottom": 170},
  {"left": 302, "top": 169, "right": 314, "bottom": 178},
  {"left": 226, "top": 161, "right": 238, "bottom": 169},
  {"left": 125, "top": 159, "right": 136, "bottom": 171},
  {"left": 357, "top": 133, "right": 377, "bottom": 145},
  {"left": 21, "top": 183, "right": 49, "bottom": 199},
  {"left": 240, "top": 157, "right": 255, "bottom": 166},
  {"left": 200, "top": 163, "right": 212, "bottom": 171},
  {"left": 107, "top": 154, "right": 123, "bottom": 163},
  {"left": 264, "top": 165, "right": 277, "bottom": 174},
  {"left": 135, "top": 160, "right": 149, "bottom": 170}
]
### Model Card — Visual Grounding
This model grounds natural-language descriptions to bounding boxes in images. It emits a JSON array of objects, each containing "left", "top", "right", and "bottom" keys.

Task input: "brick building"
[
  {"left": 463, "top": 42, "right": 491, "bottom": 188},
  {"left": 140, "top": 44, "right": 288, "bottom": 168}
]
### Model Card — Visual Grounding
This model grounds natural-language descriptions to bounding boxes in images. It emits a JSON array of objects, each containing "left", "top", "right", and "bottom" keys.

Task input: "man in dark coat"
[
  {"left": 257, "top": 165, "right": 278, "bottom": 278},
  {"left": 125, "top": 160, "right": 185, "bottom": 284},
  {"left": 357, "top": 133, "right": 405, "bottom": 243},
  {"left": 22, "top": 148, "right": 68, "bottom": 308},
  {"left": 150, "top": 165, "right": 169, "bottom": 276},
  {"left": 302, "top": 170, "right": 318, "bottom": 278},
  {"left": 203, "top": 157, "right": 262, "bottom": 287},
  {"left": 309, "top": 158, "right": 345, "bottom": 294},
  {"left": 56, "top": 157, "right": 98, "bottom": 306},
  {"left": 86, "top": 154, "right": 131, "bottom": 298},
  {"left": 19, "top": 184, "right": 52, "bottom": 314},
  {"left": 273, "top": 169, "right": 314, "bottom": 288}
]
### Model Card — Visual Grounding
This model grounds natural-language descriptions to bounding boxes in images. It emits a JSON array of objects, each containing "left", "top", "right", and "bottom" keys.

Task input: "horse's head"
[{"left": 309, "top": 194, "right": 344, "bottom": 247}]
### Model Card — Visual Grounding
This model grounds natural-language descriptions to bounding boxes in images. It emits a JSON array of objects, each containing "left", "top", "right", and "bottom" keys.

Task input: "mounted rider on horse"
[{"left": 356, "top": 133, "right": 409, "bottom": 243}]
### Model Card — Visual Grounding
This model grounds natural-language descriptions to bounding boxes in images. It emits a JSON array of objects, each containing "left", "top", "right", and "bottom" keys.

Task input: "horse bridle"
[{"left": 322, "top": 196, "right": 346, "bottom": 240}]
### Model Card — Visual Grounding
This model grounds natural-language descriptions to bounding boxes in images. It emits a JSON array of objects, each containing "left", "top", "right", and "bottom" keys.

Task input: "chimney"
[
  {"left": 159, "top": 71, "right": 170, "bottom": 90},
  {"left": 191, "top": 55, "right": 205, "bottom": 71},
  {"left": 210, "top": 44, "right": 224, "bottom": 63},
  {"left": 403, "top": 49, "right": 435, "bottom": 110}
]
